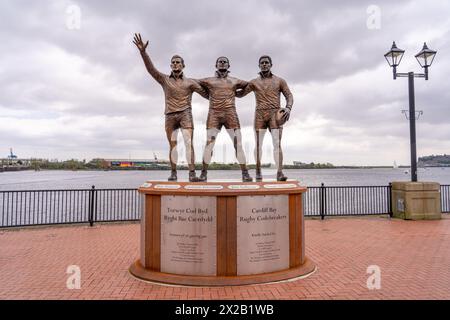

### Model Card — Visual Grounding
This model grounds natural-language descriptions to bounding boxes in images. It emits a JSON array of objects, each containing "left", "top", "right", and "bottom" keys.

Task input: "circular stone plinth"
[{"left": 129, "top": 257, "right": 316, "bottom": 287}]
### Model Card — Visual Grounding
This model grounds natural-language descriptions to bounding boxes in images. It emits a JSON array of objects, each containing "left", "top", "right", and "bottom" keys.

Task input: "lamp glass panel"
[
  {"left": 416, "top": 50, "right": 436, "bottom": 67},
  {"left": 392, "top": 51, "right": 404, "bottom": 66}
]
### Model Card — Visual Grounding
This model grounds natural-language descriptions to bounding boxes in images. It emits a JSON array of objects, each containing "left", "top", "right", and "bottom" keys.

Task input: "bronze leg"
[
  {"left": 181, "top": 128, "right": 195, "bottom": 171},
  {"left": 226, "top": 129, "right": 252, "bottom": 181},
  {"left": 226, "top": 128, "right": 247, "bottom": 170},
  {"left": 270, "top": 128, "right": 283, "bottom": 173},
  {"left": 166, "top": 128, "right": 178, "bottom": 171},
  {"left": 202, "top": 128, "right": 219, "bottom": 171},
  {"left": 254, "top": 129, "right": 266, "bottom": 178}
]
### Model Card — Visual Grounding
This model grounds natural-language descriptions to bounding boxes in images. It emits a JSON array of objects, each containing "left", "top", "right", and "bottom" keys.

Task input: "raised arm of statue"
[
  {"left": 133, "top": 33, "right": 165, "bottom": 84},
  {"left": 236, "top": 82, "right": 253, "bottom": 98},
  {"left": 191, "top": 79, "right": 209, "bottom": 99}
]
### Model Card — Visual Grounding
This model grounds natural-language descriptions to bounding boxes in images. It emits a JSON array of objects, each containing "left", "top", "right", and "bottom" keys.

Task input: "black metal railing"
[
  {"left": 442, "top": 185, "right": 450, "bottom": 213},
  {"left": 93, "top": 188, "right": 142, "bottom": 223},
  {"left": 304, "top": 184, "right": 392, "bottom": 218},
  {"left": 0, "top": 189, "right": 91, "bottom": 227},
  {"left": 1, "top": 184, "right": 449, "bottom": 228},
  {"left": 0, "top": 186, "right": 142, "bottom": 228}
]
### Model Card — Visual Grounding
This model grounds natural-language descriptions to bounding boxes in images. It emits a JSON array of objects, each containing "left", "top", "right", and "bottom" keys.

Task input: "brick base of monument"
[
  {"left": 129, "top": 180, "right": 316, "bottom": 286},
  {"left": 130, "top": 257, "right": 316, "bottom": 286}
]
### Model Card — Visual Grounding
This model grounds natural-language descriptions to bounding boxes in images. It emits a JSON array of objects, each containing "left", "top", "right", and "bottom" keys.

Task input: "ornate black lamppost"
[{"left": 384, "top": 42, "right": 437, "bottom": 182}]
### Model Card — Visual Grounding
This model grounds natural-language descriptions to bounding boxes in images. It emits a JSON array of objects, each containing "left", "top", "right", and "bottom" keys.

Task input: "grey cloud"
[{"left": 1, "top": 0, "right": 449, "bottom": 164}]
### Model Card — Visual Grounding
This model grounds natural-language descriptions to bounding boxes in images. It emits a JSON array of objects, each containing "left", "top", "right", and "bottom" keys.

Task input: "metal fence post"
[
  {"left": 320, "top": 183, "right": 325, "bottom": 220},
  {"left": 88, "top": 185, "right": 95, "bottom": 226},
  {"left": 388, "top": 182, "right": 393, "bottom": 217}
]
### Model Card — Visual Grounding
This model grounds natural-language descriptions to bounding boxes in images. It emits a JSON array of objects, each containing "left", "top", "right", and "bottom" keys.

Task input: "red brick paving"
[{"left": 0, "top": 216, "right": 449, "bottom": 300}]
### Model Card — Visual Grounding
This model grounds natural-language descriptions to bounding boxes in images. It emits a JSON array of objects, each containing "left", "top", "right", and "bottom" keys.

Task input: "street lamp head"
[
  {"left": 384, "top": 41, "right": 405, "bottom": 68},
  {"left": 415, "top": 42, "right": 436, "bottom": 68},
  {"left": 415, "top": 42, "right": 436, "bottom": 80}
]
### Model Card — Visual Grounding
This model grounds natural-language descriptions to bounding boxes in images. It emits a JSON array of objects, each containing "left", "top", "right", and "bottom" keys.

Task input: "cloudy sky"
[{"left": 1, "top": 0, "right": 449, "bottom": 166}]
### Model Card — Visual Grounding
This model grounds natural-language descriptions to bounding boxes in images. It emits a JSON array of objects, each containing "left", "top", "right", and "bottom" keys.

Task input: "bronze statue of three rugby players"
[{"left": 133, "top": 33, "right": 293, "bottom": 182}]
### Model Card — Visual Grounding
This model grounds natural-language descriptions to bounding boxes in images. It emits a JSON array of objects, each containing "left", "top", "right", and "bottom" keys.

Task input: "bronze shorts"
[
  {"left": 165, "top": 108, "right": 194, "bottom": 132},
  {"left": 254, "top": 108, "right": 280, "bottom": 130},
  {"left": 206, "top": 108, "right": 241, "bottom": 130}
]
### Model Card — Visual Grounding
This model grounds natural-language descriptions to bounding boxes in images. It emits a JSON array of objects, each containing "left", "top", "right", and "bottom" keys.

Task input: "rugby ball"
[{"left": 276, "top": 109, "right": 288, "bottom": 126}]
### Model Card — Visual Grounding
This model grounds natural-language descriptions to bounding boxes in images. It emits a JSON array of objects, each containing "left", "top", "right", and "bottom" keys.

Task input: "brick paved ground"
[{"left": 0, "top": 216, "right": 449, "bottom": 300}]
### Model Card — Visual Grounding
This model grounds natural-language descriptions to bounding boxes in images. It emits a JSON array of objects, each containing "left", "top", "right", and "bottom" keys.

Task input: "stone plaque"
[
  {"left": 236, "top": 195, "right": 289, "bottom": 275},
  {"left": 154, "top": 184, "right": 181, "bottom": 189},
  {"left": 184, "top": 184, "right": 223, "bottom": 190},
  {"left": 228, "top": 184, "right": 260, "bottom": 190},
  {"left": 263, "top": 183, "right": 297, "bottom": 189},
  {"left": 160, "top": 195, "right": 217, "bottom": 276}
]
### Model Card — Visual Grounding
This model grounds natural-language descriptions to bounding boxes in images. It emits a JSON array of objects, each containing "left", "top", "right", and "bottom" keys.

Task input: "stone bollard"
[{"left": 391, "top": 181, "right": 441, "bottom": 220}]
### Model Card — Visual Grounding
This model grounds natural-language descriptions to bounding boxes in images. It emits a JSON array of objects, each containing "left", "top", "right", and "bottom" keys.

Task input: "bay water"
[{"left": 1, "top": 168, "right": 450, "bottom": 191}]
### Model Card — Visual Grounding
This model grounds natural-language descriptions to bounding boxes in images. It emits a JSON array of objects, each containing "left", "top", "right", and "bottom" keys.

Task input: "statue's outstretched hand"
[{"left": 133, "top": 33, "right": 149, "bottom": 52}]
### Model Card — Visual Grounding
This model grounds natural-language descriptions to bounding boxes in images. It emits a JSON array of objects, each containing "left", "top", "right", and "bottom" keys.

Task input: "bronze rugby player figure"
[
  {"left": 133, "top": 33, "right": 208, "bottom": 182},
  {"left": 237, "top": 55, "right": 293, "bottom": 181}
]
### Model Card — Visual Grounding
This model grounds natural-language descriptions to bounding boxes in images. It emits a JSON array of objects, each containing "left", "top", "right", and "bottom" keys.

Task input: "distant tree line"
[
  {"left": 26, "top": 159, "right": 337, "bottom": 171},
  {"left": 30, "top": 159, "right": 109, "bottom": 171},
  {"left": 177, "top": 163, "right": 272, "bottom": 170},
  {"left": 284, "top": 162, "right": 335, "bottom": 169},
  {"left": 418, "top": 154, "right": 450, "bottom": 166}
]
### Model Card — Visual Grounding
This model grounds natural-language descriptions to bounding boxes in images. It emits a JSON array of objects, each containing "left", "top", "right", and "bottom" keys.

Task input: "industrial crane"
[{"left": 8, "top": 148, "right": 17, "bottom": 159}]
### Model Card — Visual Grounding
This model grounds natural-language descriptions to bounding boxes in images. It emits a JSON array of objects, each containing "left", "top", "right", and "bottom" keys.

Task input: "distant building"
[
  {"left": 1, "top": 149, "right": 32, "bottom": 167},
  {"left": 0, "top": 158, "right": 32, "bottom": 167},
  {"left": 103, "top": 159, "right": 170, "bottom": 169}
]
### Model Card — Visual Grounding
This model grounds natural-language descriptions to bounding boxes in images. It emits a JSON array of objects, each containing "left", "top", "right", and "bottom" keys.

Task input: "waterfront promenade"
[{"left": 1, "top": 216, "right": 449, "bottom": 300}]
